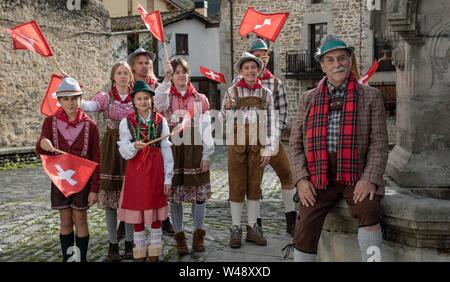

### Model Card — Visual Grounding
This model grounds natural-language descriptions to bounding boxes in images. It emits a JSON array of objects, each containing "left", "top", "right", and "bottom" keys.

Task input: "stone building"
[
  {"left": 0, "top": 0, "right": 112, "bottom": 147},
  {"left": 219, "top": 0, "right": 397, "bottom": 129}
]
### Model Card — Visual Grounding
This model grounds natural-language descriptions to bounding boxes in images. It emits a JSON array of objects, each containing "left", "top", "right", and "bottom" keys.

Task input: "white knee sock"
[
  {"left": 358, "top": 228, "right": 382, "bottom": 262},
  {"left": 151, "top": 228, "right": 162, "bottom": 246},
  {"left": 247, "top": 200, "right": 259, "bottom": 226},
  {"left": 192, "top": 202, "right": 206, "bottom": 230},
  {"left": 294, "top": 249, "right": 317, "bottom": 262},
  {"left": 256, "top": 200, "right": 261, "bottom": 218},
  {"left": 170, "top": 202, "right": 183, "bottom": 233},
  {"left": 282, "top": 189, "right": 296, "bottom": 213},
  {"left": 230, "top": 201, "right": 243, "bottom": 227},
  {"left": 133, "top": 231, "right": 146, "bottom": 248}
]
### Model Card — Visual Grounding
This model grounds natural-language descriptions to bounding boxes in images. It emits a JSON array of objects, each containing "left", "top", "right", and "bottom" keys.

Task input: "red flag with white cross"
[
  {"left": 137, "top": 4, "right": 165, "bottom": 42},
  {"left": 239, "top": 7, "right": 289, "bottom": 42},
  {"left": 6, "top": 20, "right": 53, "bottom": 57},
  {"left": 40, "top": 74, "right": 63, "bottom": 116},
  {"left": 40, "top": 153, "right": 99, "bottom": 198},
  {"left": 199, "top": 66, "right": 226, "bottom": 83}
]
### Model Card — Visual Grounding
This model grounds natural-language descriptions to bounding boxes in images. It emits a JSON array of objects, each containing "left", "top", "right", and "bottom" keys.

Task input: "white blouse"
[
  {"left": 117, "top": 115, "right": 174, "bottom": 185},
  {"left": 82, "top": 80, "right": 172, "bottom": 113}
]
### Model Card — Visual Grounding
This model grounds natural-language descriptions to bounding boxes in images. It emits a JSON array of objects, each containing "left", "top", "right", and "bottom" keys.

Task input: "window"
[
  {"left": 311, "top": 0, "right": 323, "bottom": 4},
  {"left": 310, "top": 23, "right": 327, "bottom": 52},
  {"left": 374, "top": 38, "right": 395, "bottom": 71},
  {"left": 127, "top": 33, "right": 139, "bottom": 55},
  {"left": 175, "top": 34, "right": 189, "bottom": 55}
]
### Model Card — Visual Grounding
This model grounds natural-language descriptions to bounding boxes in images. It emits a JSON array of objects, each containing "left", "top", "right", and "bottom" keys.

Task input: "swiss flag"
[
  {"left": 137, "top": 4, "right": 165, "bottom": 42},
  {"left": 41, "top": 74, "right": 63, "bottom": 116},
  {"left": 199, "top": 66, "right": 225, "bottom": 83},
  {"left": 239, "top": 7, "right": 289, "bottom": 42},
  {"left": 360, "top": 60, "right": 379, "bottom": 84},
  {"left": 7, "top": 20, "right": 53, "bottom": 57},
  {"left": 40, "top": 153, "right": 99, "bottom": 198}
]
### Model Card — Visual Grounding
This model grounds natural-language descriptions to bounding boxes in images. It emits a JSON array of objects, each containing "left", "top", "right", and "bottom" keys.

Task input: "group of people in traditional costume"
[{"left": 36, "top": 33, "right": 388, "bottom": 262}]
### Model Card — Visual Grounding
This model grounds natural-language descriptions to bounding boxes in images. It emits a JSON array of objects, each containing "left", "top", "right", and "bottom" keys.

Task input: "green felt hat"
[
  {"left": 314, "top": 34, "right": 354, "bottom": 62},
  {"left": 249, "top": 38, "right": 268, "bottom": 53},
  {"left": 131, "top": 80, "right": 155, "bottom": 97}
]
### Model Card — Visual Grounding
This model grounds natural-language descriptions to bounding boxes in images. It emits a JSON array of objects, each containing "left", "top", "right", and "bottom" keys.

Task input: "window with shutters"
[{"left": 175, "top": 34, "right": 189, "bottom": 55}]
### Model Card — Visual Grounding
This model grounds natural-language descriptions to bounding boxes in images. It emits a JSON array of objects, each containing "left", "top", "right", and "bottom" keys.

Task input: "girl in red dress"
[{"left": 117, "top": 80, "right": 173, "bottom": 262}]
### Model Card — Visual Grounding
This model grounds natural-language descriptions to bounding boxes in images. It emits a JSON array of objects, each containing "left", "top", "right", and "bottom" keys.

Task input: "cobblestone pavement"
[{"left": 0, "top": 145, "right": 296, "bottom": 262}]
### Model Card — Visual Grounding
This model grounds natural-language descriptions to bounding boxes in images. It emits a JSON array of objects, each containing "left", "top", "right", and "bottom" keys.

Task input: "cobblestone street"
[{"left": 0, "top": 145, "right": 295, "bottom": 262}]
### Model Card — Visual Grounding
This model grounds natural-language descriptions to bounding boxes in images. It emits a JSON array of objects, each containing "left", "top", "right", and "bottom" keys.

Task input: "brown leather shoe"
[
  {"left": 246, "top": 224, "right": 267, "bottom": 246},
  {"left": 192, "top": 229, "right": 206, "bottom": 252},
  {"left": 285, "top": 211, "right": 297, "bottom": 236},
  {"left": 162, "top": 218, "right": 175, "bottom": 236},
  {"left": 173, "top": 231, "right": 188, "bottom": 256},
  {"left": 229, "top": 225, "right": 242, "bottom": 248}
]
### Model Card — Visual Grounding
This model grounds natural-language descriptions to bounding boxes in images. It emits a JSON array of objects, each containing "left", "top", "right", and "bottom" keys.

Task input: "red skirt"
[{"left": 120, "top": 146, "right": 167, "bottom": 211}]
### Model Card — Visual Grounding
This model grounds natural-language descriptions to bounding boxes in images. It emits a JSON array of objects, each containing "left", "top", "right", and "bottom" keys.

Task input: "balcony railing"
[{"left": 285, "top": 50, "right": 323, "bottom": 78}]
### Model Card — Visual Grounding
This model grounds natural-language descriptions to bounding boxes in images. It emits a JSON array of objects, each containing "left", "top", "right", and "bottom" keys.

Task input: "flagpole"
[
  {"left": 51, "top": 56, "right": 97, "bottom": 94},
  {"left": 51, "top": 56, "right": 67, "bottom": 77},
  {"left": 53, "top": 148, "right": 66, "bottom": 155},
  {"left": 258, "top": 41, "right": 275, "bottom": 77},
  {"left": 163, "top": 41, "right": 169, "bottom": 61},
  {"left": 144, "top": 122, "right": 186, "bottom": 146},
  {"left": 266, "top": 41, "right": 274, "bottom": 56}
]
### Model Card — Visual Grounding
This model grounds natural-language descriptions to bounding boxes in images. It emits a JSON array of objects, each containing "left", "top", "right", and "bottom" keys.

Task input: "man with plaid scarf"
[
  {"left": 232, "top": 39, "right": 297, "bottom": 236},
  {"left": 288, "top": 35, "right": 389, "bottom": 262}
]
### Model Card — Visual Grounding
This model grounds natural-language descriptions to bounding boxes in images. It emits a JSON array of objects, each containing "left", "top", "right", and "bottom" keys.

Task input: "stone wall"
[
  {"left": 0, "top": 0, "right": 112, "bottom": 147},
  {"left": 220, "top": 0, "right": 374, "bottom": 127}
]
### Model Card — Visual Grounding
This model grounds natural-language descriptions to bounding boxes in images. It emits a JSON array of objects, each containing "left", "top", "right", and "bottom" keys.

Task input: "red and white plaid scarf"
[{"left": 306, "top": 71, "right": 359, "bottom": 189}]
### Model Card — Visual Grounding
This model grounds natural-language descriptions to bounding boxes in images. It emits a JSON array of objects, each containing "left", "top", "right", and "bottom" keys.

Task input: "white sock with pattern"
[{"left": 133, "top": 231, "right": 146, "bottom": 248}]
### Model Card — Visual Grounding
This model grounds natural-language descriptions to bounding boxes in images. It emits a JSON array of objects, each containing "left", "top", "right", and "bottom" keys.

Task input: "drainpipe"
[{"left": 228, "top": 0, "right": 234, "bottom": 79}]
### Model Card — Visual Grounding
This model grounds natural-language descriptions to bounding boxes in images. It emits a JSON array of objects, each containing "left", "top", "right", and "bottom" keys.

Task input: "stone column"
[{"left": 386, "top": 0, "right": 450, "bottom": 188}]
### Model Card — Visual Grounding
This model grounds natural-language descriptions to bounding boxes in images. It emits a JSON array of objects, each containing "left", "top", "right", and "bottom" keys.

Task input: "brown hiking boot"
[
  {"left": 246, "top": 224, "right": 267, "bottom": 246},
  {"left": 162, "top": 218, "right": 175, "bottom": 236},
  {"left": 122, "top": 240, "right": 134, "bottom": 260},
  {"left": 192, "top": 229, "right": 206, "bottom": 252},
  {"left": 173, "top": 231, "right": 188, "bottom": 256},
  {"left": 285, "top": 211, "right": 297, "bottom": 236},
  {"left": 105, "top": 242, "right": 121, "bottom": 262},
  {"left": 229, "top": 225, "right": 242, "bottom": 248}
]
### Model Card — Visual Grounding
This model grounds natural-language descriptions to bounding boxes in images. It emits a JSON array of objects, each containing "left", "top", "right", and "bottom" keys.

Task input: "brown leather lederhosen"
[{"left": 228, "top": 88, "right": 269, "bottom": 202}]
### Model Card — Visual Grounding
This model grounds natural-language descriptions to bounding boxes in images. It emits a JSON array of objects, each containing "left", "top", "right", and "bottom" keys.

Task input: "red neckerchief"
[
  {"left": 236, "top": 78, "right": 263, "bottom": 90},
  {"left": 259, "top": 69, "right": 274, "bottom": 81},
  {"left": 55, "top": 107, "right": 88, "bottom": 129},
  {"left": 132, "top": 78, "right": 158, "bottom": 90},
  {"left": 109, "top": 86, "right": 132, "bottom": 103},
  {"left": 306, "top": 71, "right": 359, "bottom": 189},
  {"left": 127, "top": 111, "right": 162, "bottom": 128},
  {"left": 170, "top": 82, "right": 197, "bottom": 98}
]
